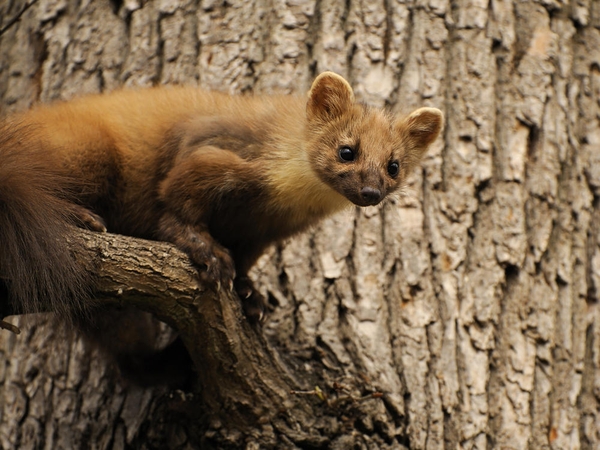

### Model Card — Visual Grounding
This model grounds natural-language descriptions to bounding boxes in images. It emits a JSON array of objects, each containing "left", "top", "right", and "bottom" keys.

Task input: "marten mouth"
[
  {"left": 328, "top": 173, "right": 385, "bottom": 207},
  {"left": 346, "top": 187, "right": 384, "bottom": 207},
  {"left": 351, "top": 198, "right": 383, "bottom": 207}
]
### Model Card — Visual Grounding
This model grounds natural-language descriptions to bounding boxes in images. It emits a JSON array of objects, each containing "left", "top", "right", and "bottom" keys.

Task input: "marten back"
[{"left": 12, "top": 88, "right": 307, "bottom": 238}]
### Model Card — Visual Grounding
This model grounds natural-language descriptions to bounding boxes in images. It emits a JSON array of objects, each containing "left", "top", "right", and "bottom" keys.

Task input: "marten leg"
[
  {"left": 159, "top": 145, "right": 265, "bottom": 315},
  {"left": 158, "top": 147, "right": 247, "bottom": 288},
  {"left": 157, "top": 212, "right": 235, "bottom": 289}
]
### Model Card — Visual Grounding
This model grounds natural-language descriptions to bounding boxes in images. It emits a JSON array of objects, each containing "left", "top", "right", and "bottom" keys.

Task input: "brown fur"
[
  {"left": 0, "top": 121, "right": 91, "bottom": 317},
  {"left": 0, "top": 72, "right": 443, "bottom": 321}
]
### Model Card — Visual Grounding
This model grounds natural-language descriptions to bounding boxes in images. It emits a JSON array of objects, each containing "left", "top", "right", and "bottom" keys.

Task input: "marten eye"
[
  {"left": 338, "top": 146, "right": 355, "bottom": 162},
  {"left": 388, "top": 161, "right": 399, "bottom": 178}
]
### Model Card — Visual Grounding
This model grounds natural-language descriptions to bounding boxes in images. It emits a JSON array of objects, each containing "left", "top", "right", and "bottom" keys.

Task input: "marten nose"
[{"left": 360, "top": 186, "right": 382, "bottom": 204}]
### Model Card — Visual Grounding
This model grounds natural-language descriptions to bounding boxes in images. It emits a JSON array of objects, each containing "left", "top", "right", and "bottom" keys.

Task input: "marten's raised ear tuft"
[
  {"left": 404, "top": 107, "right": 444, "bottom": 147},
  {"left": 396, "top": 107, "right": 444, "bottom": 160},
  {"left": 307, "top": 72, "right": 355, "bottom": 122}
]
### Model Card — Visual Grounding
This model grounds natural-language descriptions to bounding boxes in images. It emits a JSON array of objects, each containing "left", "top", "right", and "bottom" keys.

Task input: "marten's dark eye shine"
[
  {"left": 338, "top": 146, "right": 355, "bottom": 162},
  {"left": 388, "top": 161, "right": 399, "bottom": 178}
]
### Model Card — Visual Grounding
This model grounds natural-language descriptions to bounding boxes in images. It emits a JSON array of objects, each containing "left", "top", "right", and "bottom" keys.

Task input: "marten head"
[{"left": 306, "top": 72, "right": 443, "bottom": 207}]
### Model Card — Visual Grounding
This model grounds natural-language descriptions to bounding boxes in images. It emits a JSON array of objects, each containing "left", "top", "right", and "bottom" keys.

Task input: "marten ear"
[
  {"left": 307, "top": 72, "right": 355, "bottom": 122},
  {"left": 396, "top": 107, "right": 444, "bottom": 161}
]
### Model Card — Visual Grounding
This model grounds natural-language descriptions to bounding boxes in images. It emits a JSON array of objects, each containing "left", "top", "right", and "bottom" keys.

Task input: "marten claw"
[
  {"left": 184, "top": 240, "right": 235, "bottom": 291},
  {"left": 234, "top": 276, "right": 267, "bottom": 324},
  {"left": 202, "top": 258, "right": 235, "bottom": 293},
  {"left": 242, "top": 296, "right": 267, "bottom": 324}
]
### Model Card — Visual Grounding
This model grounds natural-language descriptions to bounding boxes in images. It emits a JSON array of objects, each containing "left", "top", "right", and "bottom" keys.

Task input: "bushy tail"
[{"left": 0, "top": 121, "right": 91, "bottom": 318}]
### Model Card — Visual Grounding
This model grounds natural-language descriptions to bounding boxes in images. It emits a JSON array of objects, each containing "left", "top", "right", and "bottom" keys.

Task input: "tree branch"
[{"left": 2, "top": 228, "right": 321, "bottom": 443}]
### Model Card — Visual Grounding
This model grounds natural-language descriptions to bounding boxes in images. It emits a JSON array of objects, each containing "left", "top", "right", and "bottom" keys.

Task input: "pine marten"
[{"left": 0, "top": 72, "right": 443, "bottom": 323}]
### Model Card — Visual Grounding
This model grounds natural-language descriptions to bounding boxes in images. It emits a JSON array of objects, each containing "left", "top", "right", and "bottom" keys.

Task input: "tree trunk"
[{"left": 1, "top": 0, "right": 599, "bottom": 448}]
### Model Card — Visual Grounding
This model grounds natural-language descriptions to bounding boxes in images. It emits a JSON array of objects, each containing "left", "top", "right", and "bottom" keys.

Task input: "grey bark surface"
[{"left": 0, "top": 0, "right": 599, "bottom": 448}]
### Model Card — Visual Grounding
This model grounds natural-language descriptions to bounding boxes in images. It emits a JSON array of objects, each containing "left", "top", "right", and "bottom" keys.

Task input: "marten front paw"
[
  {"left": 186, "top": 236, "right": 236, "bottom": 290},
  {"left": 234, "top": 276, "right": 267, "bottom": 324},
  {"left": 157, "top": 215, "right": 236, "bottom": 290}
]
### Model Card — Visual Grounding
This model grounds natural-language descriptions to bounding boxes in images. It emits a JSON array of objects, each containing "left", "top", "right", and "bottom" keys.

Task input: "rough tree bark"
[{"left": 0, "top": 0, "right": 599, "bottom": 448}]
